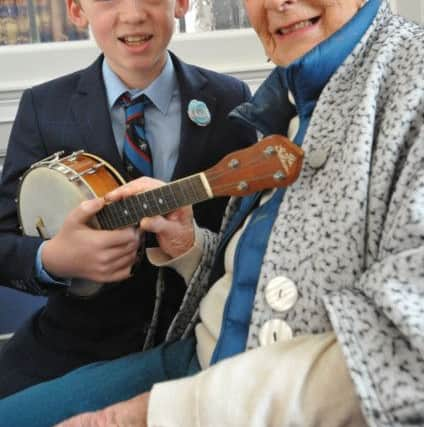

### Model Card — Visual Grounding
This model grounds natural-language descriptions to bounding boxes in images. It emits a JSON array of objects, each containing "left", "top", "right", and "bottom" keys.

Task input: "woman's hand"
[
  {"left": 106, "top": 177, "right": 195, "bottom": 258},
  {"left": 54, "top": 392, "right": 150, "bottom": 427}
]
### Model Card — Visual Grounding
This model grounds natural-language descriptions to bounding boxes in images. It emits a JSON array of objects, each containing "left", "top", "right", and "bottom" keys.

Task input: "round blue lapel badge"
[{"left": 188, "top": 99, "right": 211, "bottom": 127}]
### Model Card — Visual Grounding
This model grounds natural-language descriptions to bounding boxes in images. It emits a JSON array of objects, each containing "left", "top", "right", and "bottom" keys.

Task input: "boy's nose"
[{"left": 119, "top": 0, "right": 148, "bottom": 19}]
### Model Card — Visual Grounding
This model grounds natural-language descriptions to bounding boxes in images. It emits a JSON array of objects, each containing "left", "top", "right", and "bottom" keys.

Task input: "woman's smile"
[
  {"left": 274, "top": 15, "right": 320, "bottom": 38},
  {"left": 244, "top": 0, "right": 364, "bottom": 66}
]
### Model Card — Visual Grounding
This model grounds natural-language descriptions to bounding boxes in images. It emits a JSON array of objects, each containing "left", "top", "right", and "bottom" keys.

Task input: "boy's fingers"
[
  {"left": 106, "top": 227, "right": 141, "bottom": 248},
  {"left": 69, "top": 198, "right": 105, "bottom": 225}
]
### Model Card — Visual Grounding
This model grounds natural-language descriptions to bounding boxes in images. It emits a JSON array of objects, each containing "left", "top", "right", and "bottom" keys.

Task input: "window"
[
  {"left": 179, "top": 0, "right": 249, "bottom": 33},
  {"left": 0, "top": 1, "right": 88, "bottom": 45},
  {"left": 0, "top": 0, "right": 249, "bottom": 46}
]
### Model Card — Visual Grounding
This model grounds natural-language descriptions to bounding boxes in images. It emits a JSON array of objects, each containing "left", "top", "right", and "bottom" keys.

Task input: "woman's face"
[{"left": 245, "top": 0, "right": 364, "bottom": 66}]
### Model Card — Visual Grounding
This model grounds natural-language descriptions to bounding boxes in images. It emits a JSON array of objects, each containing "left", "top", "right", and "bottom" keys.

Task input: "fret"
[
  {"left": 157, "top": 186, "right": 175, "bottom": 214},
  {"left": 187, "top": 176, "right": 208, "bottom": 204},
  {"left": 167, "top": 181, "right": 181, "bottom": 209},
  {"left": 107, "top": 200, "right": 123, "bottom": 228},
  {"left": 170, "top": 181, "right": 186, "bottom": 207},
  {"left": 103, "top": 209, "right": 114, "bottom": 230},
  {"left": 126, "top": 196, "right": 140, "bottom": 222},
  {"left": 194, "top": 176, "right": 210, "bottom": 201},
  {"left": 119, "top": 198, "right": 138, "bottom": 227},
  {"left": 145, "top": 190, "right": 161, "bottom": 215},
  {"left": 103, "top": 205, "right": 118, "bottom": 230},
  {"left": 131, "top": 194, "right": 150, "bottom": 219},
  {"left": 155, "top": 187, "right": 168, "bottom": 215},
  {"left": 96, "top": 209, "right": 111, "bottom": 230},
  {"left": 137, "top": 192, "right": 155, "bottom": 217},
  {"left": 100, "top": 205, "right": 115, "bottom": 229},
  {"left": 112, "top": 199, "right": 131, "bottom": 228},
  {"left": 183, "top": 177, "right": 197, "bottom": 205},
  {"left": 176, "top": 179, "right": 192, "bottom": 205}
]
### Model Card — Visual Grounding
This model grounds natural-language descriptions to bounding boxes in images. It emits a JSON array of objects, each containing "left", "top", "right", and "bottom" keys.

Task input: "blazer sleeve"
[{"left": 0, "top": 89, "right": 50, "bottom": 295}]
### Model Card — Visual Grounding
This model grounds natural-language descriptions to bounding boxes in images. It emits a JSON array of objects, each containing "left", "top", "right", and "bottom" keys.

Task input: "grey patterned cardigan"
[{"left": 158, "top": 2, "right": 424, "bottom": 425}]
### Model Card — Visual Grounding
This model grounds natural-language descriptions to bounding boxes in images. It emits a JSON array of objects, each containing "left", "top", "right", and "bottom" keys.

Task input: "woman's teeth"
[{"left": 279, "top": 19, "right": 315, "bottom": 35}]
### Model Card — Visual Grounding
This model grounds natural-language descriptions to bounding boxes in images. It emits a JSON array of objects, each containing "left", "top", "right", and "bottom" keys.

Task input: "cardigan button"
[
  {"left": 307, "top": 146, "right": 331, "bottom": 169},
  {"left": 265, "top": 276, "right": 298, "bottom": 312},
  {"left": 259, "top": 319, "right": 293, "bottom": 347}
]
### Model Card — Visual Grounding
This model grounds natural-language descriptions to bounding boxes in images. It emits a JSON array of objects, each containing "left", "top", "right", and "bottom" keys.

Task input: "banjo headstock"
[{"left": 204, "top": 135, "right": 304, "bottom": 197}]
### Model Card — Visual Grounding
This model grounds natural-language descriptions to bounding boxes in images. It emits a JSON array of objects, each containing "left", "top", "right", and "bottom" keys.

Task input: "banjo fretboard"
[{"left": 96, "top": 174, "right": 210, "bottom": 230}]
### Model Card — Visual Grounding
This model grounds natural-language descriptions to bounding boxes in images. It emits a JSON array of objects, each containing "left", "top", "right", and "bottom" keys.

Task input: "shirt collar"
[{"left": 102, "top": 52, "right": 177, "bottom": 114}]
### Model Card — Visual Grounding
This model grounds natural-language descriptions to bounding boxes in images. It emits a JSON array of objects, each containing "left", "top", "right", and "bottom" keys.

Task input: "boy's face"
[
  {"left": 68, "top": 0, "right": 189, "bottom": 88},
  {"left": 244, "top": 0, "right": 363, "bottom": 66}
]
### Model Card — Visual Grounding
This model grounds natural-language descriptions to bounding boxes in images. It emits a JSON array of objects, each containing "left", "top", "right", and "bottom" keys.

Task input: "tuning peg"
[
  {"left": 228, "top": 159, "right": 240, "bottom": 169},
  {"left": 264, "top": 146, "right": 276, "bottom": 156},
  {"left": 238, "top": 181, "right": 248, "bottom": 191},
  {"left": 273, "top": 171, "right": 285, "bottom": 181}
]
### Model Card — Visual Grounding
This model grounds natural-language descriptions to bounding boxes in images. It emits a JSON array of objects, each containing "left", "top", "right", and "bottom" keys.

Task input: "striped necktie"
[{"left": 121, "top": 93, "right": 153, "bottom": 179}]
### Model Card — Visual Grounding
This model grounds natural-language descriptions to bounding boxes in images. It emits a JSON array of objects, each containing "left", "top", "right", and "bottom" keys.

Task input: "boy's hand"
[
  {"left": 54, "top": 392, "right": 150, "bottom": 427},
  {"left": 107, "top": 177, "right": 195, "bottom": 258},
  {"left": 42, "top": 197, "right": 141, "bottom": 283}
]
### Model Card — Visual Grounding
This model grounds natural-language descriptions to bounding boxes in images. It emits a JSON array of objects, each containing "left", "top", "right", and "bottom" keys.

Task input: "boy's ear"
[
  {"left": 67, "top": 0, "right": 89, "bottom": 28},
  {"left": 174, "top": 0, "right": 189, "bottom": 19}
]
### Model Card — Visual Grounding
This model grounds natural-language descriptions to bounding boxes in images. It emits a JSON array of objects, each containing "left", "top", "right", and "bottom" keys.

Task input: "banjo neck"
[
  {"left": 97, "top": 174, "right": 210, "bottom": 230},
  {"left": 96, "top": 135, "right": 304, "bottom": 230},
  {"left": 18, "top": 135, "right": 303, "bottom": 297}
]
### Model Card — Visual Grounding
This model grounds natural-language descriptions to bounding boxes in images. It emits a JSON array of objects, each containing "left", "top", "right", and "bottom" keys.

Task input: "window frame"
[{"left": 0, "top": 29, "right": 272, "bottom": 92}]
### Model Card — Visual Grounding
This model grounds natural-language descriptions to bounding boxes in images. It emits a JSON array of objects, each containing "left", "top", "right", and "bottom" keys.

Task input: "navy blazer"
[{"left": 0, "top": 53, "right": 255, "bottom": 397}]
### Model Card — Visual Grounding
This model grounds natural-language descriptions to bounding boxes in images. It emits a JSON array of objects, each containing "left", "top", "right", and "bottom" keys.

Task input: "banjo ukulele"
[{"left": 18, "top": 135, "right": 304, "bottom": 297}]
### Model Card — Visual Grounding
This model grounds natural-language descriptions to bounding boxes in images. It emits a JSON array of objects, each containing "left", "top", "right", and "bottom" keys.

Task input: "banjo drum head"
[
  {"left": 18, "top": 165, "right": 94, "bottom": 238},
  {"left": 17, "top": 155, "right": 120, "bottom": 298}
]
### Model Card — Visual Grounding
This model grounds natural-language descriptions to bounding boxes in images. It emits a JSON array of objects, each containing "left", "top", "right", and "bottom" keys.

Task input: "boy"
[{"left": 0, "top": 0, "right": 254, "bottom": 397}]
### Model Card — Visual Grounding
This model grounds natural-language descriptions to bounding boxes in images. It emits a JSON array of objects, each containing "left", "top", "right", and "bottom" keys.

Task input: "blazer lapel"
[
  {"left": 170, "top": 52, "right": 217, "bottom": 180},
  {"left": 70, "top": 56, "right": 127, "bottom": 178}
]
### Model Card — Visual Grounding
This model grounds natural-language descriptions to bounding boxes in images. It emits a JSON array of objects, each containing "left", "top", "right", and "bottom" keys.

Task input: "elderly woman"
[{"left": 0, "top": 0, "right": 423, "bottom": 426}]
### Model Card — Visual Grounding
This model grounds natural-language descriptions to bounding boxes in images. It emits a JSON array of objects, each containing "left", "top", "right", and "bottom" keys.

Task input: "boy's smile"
[
  {"left": 117, "top": 31, "right": 154, "bottom": 56},
  {"left": 119, "top": 33, "right": 154, "bottom": 47},
  {"left": 67, "top": 0, "right": 189, "bottom": 88}
]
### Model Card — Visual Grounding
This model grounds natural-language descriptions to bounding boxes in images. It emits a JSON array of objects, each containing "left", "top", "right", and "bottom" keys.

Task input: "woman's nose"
[{"left": 265, "top": 0, "right": 296, "bottom": 12}]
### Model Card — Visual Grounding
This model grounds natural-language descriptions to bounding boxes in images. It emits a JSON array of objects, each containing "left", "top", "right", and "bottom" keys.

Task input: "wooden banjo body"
[
  {"left": 18, "top": 136, "right": 304, "bottom": 297},
  {"left": 18, "top": 151, "right": 125, "bottom": 296}
]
